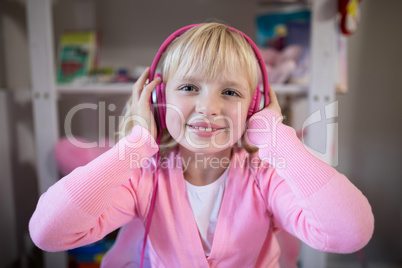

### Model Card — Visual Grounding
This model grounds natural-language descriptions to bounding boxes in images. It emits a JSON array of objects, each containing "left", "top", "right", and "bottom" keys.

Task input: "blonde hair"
[
  {"left": 118, "top": 22, "right": 259, "bottom": 153},
  {"left": 162, "top": 23, "right": 258, "bottom": 90}
]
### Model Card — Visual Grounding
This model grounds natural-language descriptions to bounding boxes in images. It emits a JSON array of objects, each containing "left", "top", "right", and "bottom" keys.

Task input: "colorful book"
[{"left": 56, "top": 31, "right": 98, "bottom": 84}]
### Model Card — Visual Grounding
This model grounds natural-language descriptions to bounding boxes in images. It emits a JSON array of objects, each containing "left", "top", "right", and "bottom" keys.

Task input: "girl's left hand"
[{"left": 264, "top": 86, "right": 282, "bottom": 118}]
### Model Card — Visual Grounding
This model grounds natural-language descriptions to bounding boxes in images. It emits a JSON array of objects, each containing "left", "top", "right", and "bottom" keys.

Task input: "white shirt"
[{"left": 185, "top": 168, "right": 229, "bottom": 256}]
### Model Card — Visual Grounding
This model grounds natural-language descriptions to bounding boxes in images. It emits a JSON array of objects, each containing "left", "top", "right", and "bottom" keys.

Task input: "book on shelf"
[{"left": 56, "top": 31, "right": 99, "bottom": 84}]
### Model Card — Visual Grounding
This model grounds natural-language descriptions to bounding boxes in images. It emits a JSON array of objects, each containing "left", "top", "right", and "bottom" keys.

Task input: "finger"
[
  {"left": 267, "top": 86, "right": 282, "bottom": 116},
  {"left": 139, "top": 77, "right": 162, "bottom": 103},
  {"left": 132, "top": 67, "right": 150, "bottom": 99},
  {"left": 137, "top": 67, "right": 150, "bottom": 86},
  {"left": 268, "top": 86, "right": 278, "bottom": 103}
]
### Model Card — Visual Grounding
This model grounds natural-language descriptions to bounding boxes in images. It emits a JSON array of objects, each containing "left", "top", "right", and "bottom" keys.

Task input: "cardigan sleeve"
[
  {"left": 246, "top": 109, "right": 374, "bottom": 253},
  {"left": 29, "top": 125, "right": 159, "bottom": 252}
]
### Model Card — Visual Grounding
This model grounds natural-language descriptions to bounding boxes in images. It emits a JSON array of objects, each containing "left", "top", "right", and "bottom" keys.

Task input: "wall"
[{"left": 328, "top": 0, "right": 402, "bottom": 266}]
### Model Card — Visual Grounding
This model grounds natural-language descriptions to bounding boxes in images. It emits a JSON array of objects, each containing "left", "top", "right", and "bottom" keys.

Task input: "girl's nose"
[{"left": 196, "top": 93, "right": 221, "bottom": 116}]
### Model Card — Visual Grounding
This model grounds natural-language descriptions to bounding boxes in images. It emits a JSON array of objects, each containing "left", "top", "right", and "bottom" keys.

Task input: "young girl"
[{"left": 29, "top": 22, "right": 374, "bottom": 267}]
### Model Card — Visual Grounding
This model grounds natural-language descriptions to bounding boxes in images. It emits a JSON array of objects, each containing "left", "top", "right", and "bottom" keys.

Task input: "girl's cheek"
[{"left": 165, "top": 111, "right": 184, "bottom": 140}]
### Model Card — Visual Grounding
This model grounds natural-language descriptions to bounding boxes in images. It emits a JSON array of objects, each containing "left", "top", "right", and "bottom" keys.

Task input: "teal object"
[{"left": 256, "top": 10, "right": 310, "bottom": 47}]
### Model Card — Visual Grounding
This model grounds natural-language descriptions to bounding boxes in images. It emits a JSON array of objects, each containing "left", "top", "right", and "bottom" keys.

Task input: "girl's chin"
[
  {"left": 177, "top": 136, "right": 236, "bottom": 154},
  {"left": 179, "top": 144, "right": 232, "bottom": 157}
]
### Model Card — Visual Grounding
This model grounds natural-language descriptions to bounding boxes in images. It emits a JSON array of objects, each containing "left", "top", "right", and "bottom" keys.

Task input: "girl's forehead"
[{"left": 173, "top": 63, "right": 250, "bottom": 86}]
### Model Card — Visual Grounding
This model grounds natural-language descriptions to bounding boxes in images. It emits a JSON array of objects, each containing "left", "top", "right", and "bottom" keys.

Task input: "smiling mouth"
[{"left": 187, "top": 124, "right": 226, "bottom": 132}]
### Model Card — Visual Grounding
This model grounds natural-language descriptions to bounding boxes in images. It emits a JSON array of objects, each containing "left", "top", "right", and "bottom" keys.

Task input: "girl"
[{"left": 29, "top": 23, "right": 374, "bottom": 267}]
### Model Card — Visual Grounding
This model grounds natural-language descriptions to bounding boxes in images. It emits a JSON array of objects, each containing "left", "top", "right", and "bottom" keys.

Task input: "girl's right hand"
[{"left": 130, "top": 67, "right": 162, "bottom": 141}]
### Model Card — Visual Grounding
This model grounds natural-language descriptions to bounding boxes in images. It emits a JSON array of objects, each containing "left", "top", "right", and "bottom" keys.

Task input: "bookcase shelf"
[{"left": 57, "top": 83, "right": 308, "bottom": 96}]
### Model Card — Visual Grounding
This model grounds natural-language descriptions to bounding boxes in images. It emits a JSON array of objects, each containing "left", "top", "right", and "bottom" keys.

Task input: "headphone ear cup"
[
  {"left": 247, "top": 85, "right": 262, "bottom": 119},
  {"left": 154, "top": 74, "right": 167, "bottom": 129},
  {"left": 158, "top": 81, "right": 167, "bottom": 129}
]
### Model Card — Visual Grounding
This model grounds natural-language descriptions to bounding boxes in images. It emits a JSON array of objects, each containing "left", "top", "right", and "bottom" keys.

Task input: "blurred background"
[{"left": 0, "top": 0, "right": 401, "bottom": 267}]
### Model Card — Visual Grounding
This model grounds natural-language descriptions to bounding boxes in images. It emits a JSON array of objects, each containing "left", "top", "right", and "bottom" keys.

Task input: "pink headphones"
[
  {"left": 148, "top": 23, "right": 271, "bottom": 130},
  {"left": 141, "top": 23, "right": 271, "bottom": 267}
]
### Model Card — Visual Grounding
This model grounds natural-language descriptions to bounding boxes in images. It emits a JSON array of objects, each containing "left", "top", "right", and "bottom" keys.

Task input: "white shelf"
[
  {"left": 57, "top": 83, "right": 308, "bottom": 95},
  {"left": 57, "top": 83, "right": 133, "bottom": 95},
  {"left": 274, "top": 84, "right": 308, "bottom": 95}
]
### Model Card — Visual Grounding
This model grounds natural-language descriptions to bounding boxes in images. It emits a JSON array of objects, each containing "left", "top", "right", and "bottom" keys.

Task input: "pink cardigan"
[{"left": 29, "top": 109, "right": 374, "bottom": 267}]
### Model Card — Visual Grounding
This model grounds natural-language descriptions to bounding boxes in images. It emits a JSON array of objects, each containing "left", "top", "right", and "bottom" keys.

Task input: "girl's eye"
[
  {"left": 180, "top": 85, "right": 197, "bottom": 92},
  {"left": 223, "top": 90, "right": 240, "bottom": 97}
]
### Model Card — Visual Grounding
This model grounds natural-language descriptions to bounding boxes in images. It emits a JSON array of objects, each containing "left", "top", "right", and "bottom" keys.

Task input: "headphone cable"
[{"left": 140, "top": 127, "right": 162, "bottom": 268}]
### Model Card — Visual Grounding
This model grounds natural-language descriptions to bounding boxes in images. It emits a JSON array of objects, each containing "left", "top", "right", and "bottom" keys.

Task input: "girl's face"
[{"left": 164, "top": 66, "right": 253, "bottom": 155}]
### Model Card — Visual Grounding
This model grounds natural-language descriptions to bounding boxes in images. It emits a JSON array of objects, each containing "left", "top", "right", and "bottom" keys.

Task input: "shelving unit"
[
  {"left": 27, "top": 0, "right": 340, "bottom": 267},
  {"left": 57, "top": 83, "right": 308, "bottom": 96}
]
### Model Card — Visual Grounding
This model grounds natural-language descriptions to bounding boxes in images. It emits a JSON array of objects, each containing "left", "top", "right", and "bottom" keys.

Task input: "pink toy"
[
  {"left": 258, "top": 45, "right": 303, "bottom": 84},
  {"left": 258, "top": 47, "right": 279, "bottom": 66},
  {"left": 275, "top": 45, "right": 302, "bottom": 65},
  {"left": 269, "top": 60, "right": 297, "bottom": 84},
  {"left": 54, "top": 137, "right": 113, "bottom": 176}
]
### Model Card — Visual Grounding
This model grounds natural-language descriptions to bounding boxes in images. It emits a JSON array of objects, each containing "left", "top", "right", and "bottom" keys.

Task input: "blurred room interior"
[{"left": 1, "top": 0, "right": 401, "bottom": 267}]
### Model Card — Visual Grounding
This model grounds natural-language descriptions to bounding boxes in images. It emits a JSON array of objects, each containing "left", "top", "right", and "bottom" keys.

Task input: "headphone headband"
[{"left": 149, "top": 23, "right": 270, "bottom": 107}]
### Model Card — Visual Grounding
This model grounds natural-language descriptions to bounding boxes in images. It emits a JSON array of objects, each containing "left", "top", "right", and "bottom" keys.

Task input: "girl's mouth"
[
  {"left": 186, "top": 124, "right": 226, "bottom": 137},
  {"left": 187, "top": 125, "right": 222, "bottom": 132}
]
